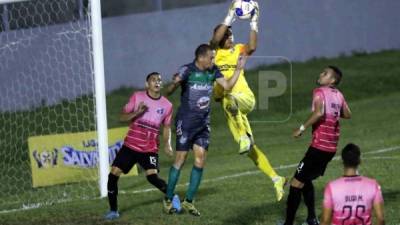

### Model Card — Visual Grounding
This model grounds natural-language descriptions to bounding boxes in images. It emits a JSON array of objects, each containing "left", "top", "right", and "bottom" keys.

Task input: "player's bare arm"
[
  {"left": 216, "top": 55, "right": 247, "bottom": 90},
  {"left": 373, "top": 202, "right": 385, "bottom": 225},
  {"left": 163, "top": 125, "right": 173, "bottom": 157},
  {"left": 210, "top": 24, "right": 229, "bottom": 49},
  {"left": 293, "top": 95, "right": 324, "bottom": 138},
  {"left": 320, "top": 206, "right": 332, "bottom": 225},
  {"left": 119, "top": 101, "right": 148, "bottom": 122},
  {"left": 341, "top": 102, "right": 352, "bottom": 119},
  {"left": 166, "top": 73, "right": 181, "bottom": 96},
  {"left": 210, "top": 0, "right": 236, "bottom": 49}
]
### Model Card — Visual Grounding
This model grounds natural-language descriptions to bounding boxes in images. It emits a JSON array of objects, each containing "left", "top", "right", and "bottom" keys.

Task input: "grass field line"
[
  {"left": 122, "top": 145, "right": 400, "bottom": 195},
  {"left": 1, "top": 145, "right": 399, "bottom": 214}
]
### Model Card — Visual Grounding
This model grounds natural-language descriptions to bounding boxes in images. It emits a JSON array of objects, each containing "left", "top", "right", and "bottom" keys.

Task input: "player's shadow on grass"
[{"left": 119, "top": 186, "right": 219, "bottom": 214}]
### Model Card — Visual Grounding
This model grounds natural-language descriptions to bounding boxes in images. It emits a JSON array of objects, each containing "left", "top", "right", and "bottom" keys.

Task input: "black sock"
[
  {"left": 146, "top": 174, "right": 167, "bottom": 194},
  {"left": 303, "top": 181, "right": 316, "bottom": 220},
  {"left": 285, "top": 186, "right": 302, "bottom": 225},
  {"left": 107, "top": 173, "right": 119, "bottom": 211}
]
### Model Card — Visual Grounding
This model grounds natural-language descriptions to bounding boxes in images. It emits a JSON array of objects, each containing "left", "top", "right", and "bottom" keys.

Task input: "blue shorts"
[{"left": 175, "top": 118, "right": 210, "bottom": 151}]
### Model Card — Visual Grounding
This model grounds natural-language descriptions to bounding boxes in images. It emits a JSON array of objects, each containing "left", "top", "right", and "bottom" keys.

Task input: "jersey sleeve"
[
  {"left": 312, "top": 89, "right": 324, "bottom": 112},
  {"left": 323, "top": 183, "right": 333, "bottom": 209},
  {"left": 373, "top": 181, "right": 384, "bottom": 204},
  {"left": 122, "top": 92, "right": 137, "bottom": 113},
  {"left": 177, "top": 65, "right": 190, "bottom": 82},
  {"left": 163, "top": 104, "right": 173, "bottom": 126}
]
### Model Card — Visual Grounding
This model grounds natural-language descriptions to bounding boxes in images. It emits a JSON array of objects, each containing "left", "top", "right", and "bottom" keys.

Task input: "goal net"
[{"left": 0, "top": 0, "right": 104, "bottom": 212}]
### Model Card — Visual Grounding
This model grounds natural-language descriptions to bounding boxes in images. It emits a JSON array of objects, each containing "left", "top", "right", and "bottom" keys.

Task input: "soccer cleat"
[
  {"left": 302, "top": 218, "right": 320, "bottom": 225},
  {"left": 182, "top": 199, "right": 201, "bottom": 216},
  {"left": 163, "top": 197, "right": 177, "bottom": 214},
  {"left": 172, "top": 194, "right": 182, "bottom": 213},
  {"left": 104, "top": 210, "right": 120, "bottom": 220},
  {"left": 239, "top": 135, "right": 251, "bottom": 154},
  {"left": 274, "top": 176, "right": 287, "bottom": 202}
]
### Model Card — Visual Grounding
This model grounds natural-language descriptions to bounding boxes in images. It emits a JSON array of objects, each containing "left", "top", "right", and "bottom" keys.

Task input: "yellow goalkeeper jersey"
[{"left": 214, "top": 43, "right": 253, "bottom": 99}]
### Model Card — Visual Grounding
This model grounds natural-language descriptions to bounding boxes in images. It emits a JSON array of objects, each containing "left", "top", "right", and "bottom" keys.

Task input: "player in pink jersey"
[
  {"left": 105, "top": 72, "right": 174, "bottom": 220},
  {"left": 282, "top": 66, "right": 352, "bottom": 225},
  {"left": 321, "top": 143, "right": 385, "bottom": 225}
]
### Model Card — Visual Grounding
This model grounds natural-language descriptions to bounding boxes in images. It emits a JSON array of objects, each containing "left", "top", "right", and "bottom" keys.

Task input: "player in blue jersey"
[{"left": 163, "top": 44, "right": 246, "bottom": 216}]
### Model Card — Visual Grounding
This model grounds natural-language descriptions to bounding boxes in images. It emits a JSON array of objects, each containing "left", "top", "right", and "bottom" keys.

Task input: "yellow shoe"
[
  {"left": 239, "top": 136, "right": 251, "bottom": 154},
  {"left": 274, "top": 176, "right": 286, "bottom": 202},
  {"left": 163, "top": 198, "right": 177, "bottom": 214},
  {"left": 182, "top": 199, "right": 201, "bottom": 216}
]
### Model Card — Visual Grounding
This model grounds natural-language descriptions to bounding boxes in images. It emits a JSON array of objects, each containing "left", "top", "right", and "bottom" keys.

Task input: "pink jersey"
[
  {"left": 311, "top": 86, "right": 348, "bottom": 152},
  {"left": 323, "top": 176, "right": 384, "bottom": 225},
  {"left": 122, "top": 91, "right": 173, "bottom": 153}
]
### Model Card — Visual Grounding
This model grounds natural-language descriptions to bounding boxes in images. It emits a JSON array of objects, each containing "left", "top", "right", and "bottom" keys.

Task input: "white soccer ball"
[{"left": 233, "top": 0, "right": 257, "bottom": 20}]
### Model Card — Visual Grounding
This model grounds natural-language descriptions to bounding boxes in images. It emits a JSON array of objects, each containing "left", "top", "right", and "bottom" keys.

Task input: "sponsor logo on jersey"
[
  {"left": 190, "top": 83, "right": 212, "bottom": 91},
  {"left": 197, "top": 96, "right": 210, "bottom": 110}
]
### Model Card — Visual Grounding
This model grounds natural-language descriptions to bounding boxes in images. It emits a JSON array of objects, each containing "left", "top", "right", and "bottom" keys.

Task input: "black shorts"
[
  {"left": 294, "top": 146, "right": 336, "bottom": 183},
  {"left": 112, "top": 145, "right": 159, "bottom": 174}
]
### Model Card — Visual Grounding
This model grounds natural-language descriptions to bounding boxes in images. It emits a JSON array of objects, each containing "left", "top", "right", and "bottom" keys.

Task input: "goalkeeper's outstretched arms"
[{"left": 210, "top": 0, "right": 259, "bottom": 56}]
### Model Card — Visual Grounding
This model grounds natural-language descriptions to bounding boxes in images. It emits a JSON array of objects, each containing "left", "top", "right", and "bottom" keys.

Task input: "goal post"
[{"left": 90, "top": 0, "right": 110, "bottom": 198}]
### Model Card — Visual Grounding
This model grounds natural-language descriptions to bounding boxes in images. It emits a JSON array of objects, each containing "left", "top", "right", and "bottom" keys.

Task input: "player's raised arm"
[
  {"left": 210, "top": 1, "right": 236, "bottom": 49},
  {"left": 244, "top": 1, "right": 259, "bottom": 56},
  {"left": 166, "top": 73, "right": 182, "bottom": 96},
  {"left": 120, "top": 101, "right": 148, "bottom": 122},
  {"left": 216, "top": 55, "right": 247, "bottom": 90}
]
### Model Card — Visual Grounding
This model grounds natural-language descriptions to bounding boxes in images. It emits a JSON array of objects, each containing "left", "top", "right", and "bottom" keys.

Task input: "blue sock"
[
  {"left": 166, "top": 166, "right": 181, "bottom": 200},
  {"left": 185, "top": 166, "right": 203, "bottom": 202}
]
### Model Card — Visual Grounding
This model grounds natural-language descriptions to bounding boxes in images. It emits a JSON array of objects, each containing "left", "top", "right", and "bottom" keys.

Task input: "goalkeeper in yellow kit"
[{"left": 210, "top": 1, "right": 286, "bottom": 201}]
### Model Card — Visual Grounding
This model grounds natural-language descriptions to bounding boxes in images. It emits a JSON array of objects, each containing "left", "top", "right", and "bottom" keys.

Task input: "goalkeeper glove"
[
  {"left": 250, "top": 1, "right": 259, "bottom": 32},
  {"left": 222, "top": 1, "right": 236, "bottom": 26}
]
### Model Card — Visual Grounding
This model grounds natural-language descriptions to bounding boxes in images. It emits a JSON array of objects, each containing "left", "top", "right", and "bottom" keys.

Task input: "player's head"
[
  {"left": 145, "top": 72, "right": 162, "bottom": 93},
  {"left": 317, "top": 65, "right": 343, "bottom": 87},
  {"left": 341, "top": 143, "right": 361, "bottom": 168},
  {"left": 214, "top": 24, "right": 234, "bottom": 49},
  {"left": 195, "top": 43, "right": 215, "bottom": 70}
]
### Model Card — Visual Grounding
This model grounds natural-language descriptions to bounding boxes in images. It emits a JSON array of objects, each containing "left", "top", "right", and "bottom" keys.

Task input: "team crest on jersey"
[{"left": 156, "top": 108, "right": 165, "bottom": 115}]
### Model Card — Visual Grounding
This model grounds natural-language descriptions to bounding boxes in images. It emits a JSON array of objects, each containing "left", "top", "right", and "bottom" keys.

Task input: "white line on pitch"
[
  {"left": 1, "top": 145, "right": 399, "bottom": 214},
  {"left": 119, "top": 146, "right": 400, "bottom": 195}
]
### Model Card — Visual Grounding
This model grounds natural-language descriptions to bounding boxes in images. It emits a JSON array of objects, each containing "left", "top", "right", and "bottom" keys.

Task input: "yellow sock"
[{"left": 248, "top": 145, "right": 278, "bottom": 179}]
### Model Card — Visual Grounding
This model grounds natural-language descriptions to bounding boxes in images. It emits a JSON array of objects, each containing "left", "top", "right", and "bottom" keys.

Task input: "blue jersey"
[{"left": 176, "top": 62, "right": 223, "bottom": 119}]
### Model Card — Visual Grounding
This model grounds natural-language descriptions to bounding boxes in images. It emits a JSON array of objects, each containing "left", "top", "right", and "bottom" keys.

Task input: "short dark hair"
[
  {"left": 195, "top": 44, "right": 212, "bottom": 60},
  {"left": 146, "top": 72, "right": 160, "bottom": 81},
  {"left": 328, "top": 65, "right": 343, "bottom": 86},
  {"left": 341, "top": 143, "right": 361, "bottom": 168},
  {"left": 213, "top": 24, "right": 232, "bottom": 48}
]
